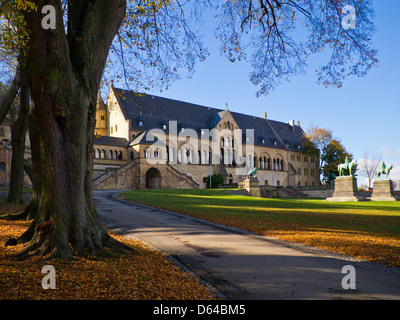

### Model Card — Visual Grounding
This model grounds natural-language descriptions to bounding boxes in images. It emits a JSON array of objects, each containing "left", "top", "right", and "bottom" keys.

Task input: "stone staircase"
[
  {"left": 259, "top": 188, "right": 273, "bottom": 198},
  {"left": 284, "top": 186, "right": 309, "bottom": 199},
  {"left": 165, "top": 164, "right": 199, "bottom": 189},
  {"left": 93, "top": 159, "right": 139, "bottom": 189},
  {"left": 93, "top": 159, "right": 200, "bottom": 190},
  {"left": 259, "top": 185, "right": 310, "bottom": 199}
]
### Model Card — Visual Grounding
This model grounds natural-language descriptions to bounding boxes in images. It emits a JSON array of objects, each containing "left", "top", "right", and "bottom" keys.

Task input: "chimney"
[
  {"left": 263, "top": 112, "right": 267, "bottom": 119},
  {"left": 288, "top": 120, "right": 295, "bottom": 132}
]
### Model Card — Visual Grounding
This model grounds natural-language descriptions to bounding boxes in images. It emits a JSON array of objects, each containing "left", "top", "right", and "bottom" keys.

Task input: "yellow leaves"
[
  {"left": 120, "top": 189, "right": 400, "bottom": 268},
  {"left": 13, "top": 0, "right": 36, "bottom": 12},
  {"left": 0, "top": 219, "right": 216, "bottom": 300}
]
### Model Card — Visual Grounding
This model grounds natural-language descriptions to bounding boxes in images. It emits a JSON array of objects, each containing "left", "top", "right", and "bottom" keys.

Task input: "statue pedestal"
[
  {"left": 243, "top": 176, "right": 261, "bottom": 197},
  {"left": 325, "top": 176, "right": 368, "bottom": 202},
  {"left": 371, "top": 180, "right": 400, "bottom": 201}
]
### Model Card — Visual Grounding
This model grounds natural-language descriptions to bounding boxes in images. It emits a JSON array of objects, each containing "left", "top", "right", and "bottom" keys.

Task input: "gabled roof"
[
  {"left": 112, "top": 87, "right": 305, "bottom": 151},
  {"left": 129, "top": 131, "right": 166, "bottom": 147},
  {"left": 94, "top": 135, "right": 128, "bottom": 147}
]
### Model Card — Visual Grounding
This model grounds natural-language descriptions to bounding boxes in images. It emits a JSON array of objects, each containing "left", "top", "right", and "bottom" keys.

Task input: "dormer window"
[
  {"left": 162, "top": 124, "right": 167, "bottom": 130},
  {"left": 262, "top": 139, "right": 265, "bottom": 144},
  {"left": 139, "top": 120, "right": 144, "bottom": 126},
  {"left": 181, "top": 127, "right": 185, "bottom": 133},
  {"left": 274, "top": 141, "right": 277, "bottom": 146}
]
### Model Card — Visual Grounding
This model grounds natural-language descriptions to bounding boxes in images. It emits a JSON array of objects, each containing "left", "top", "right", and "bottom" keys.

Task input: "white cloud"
[
  {"left": 356, "top": 158, "right": 400, "bottom": 189},
  {"left": 381, "top": 146, "right": 400, "bottom": 157},
  {"left": 389, "top": 164, "right": 400, "bottom": 181}
]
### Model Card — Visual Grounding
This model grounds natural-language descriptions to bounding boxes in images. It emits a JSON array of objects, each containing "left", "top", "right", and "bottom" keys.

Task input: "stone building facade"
[
  {"left": 93, "top": 85, "right": 320, "bottom": 190},
  {"left": 0, "top": 119, "right": 32, "bottom": 187}
]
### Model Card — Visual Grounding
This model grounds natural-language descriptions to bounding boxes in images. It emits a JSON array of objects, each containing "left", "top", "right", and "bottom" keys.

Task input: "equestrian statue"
[
  {"left": 337, "top": 157, "right": 357, "bottom": 177},
  {"left": 375, "top": 161, "right": 392, "bottom": 180}
]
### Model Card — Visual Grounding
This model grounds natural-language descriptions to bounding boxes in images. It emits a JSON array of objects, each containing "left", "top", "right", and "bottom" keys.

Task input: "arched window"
[
  {"left": 188, "top": 149, "right": 192, "bottom": 164},
  {"left": 267, "top": 158, "right": 271, "bottom": 170},
  {"left": 101, "top": 150, "right": 105, "bottom": 159},
  {"left": 201, "top": 150, "right": 206, "bottom": 164},
  {"left": 95, "top": 149, "right": 100, "bottom": 159},
  {"left": 130, "top": 152, "right": 134, "bottom": 160},
  {"left": 113, "top": 150, "right": 118, "bottom": 160},
  {"left": 280, "top": 159, "right": 284, "bottom": 171},
  {"left": 178, "top": 149, "right": 182, "bottom": 163},
  {"left": 108, "top": 150, "right": 112, "bottom": 159},
  {"left": 226, "top": 149, "right": 231, "bottom": 166},
  {"left": 119, "top": 151, "right": 123, "bottom": 160}
]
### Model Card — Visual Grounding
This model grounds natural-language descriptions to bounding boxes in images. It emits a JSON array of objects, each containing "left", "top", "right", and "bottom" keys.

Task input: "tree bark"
[
  {"left": 7, "top": 73, "right": 30, "bottom": 203},
  {"left": 16, "top": 0, "right": 128, "bottom": 259},
  {"left": 0, "top": 64, "right": 20, "bottom": 125}
]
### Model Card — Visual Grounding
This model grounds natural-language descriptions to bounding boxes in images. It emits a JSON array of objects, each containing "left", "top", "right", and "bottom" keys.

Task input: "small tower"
[{"left": 94, "top": 94, "right": 108, "bottom": 136}]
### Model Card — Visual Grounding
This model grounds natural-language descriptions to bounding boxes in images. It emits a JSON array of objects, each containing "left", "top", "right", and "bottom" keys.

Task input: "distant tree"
[
  {"left": 304, "top": 125, "right": 333, "bottom": 170},
  {"left": 359, "top": 151, "right": 381, "bottom": 189},
  {"left": 206, "top": 174, "right": 224, "bottom": 189},
  {"left": 321, "top": 139, "right": 354, "bottom": 184}
]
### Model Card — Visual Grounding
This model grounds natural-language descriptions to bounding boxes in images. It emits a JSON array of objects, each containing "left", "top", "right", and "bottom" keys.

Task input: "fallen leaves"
[
  {"left": 120, "top": 189, "right": 400, "bottom": 268},
  {"left": 0, "top": 219, "right": 217, "bottom": 300}
]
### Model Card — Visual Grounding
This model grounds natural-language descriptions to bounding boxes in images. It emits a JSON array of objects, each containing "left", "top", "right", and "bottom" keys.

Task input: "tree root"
[
  {"left": 0, "top": 199, "right": 38, "bottom": 221},
  {"left": 8, "top": 221, "right": 138, "bottom": 261}
]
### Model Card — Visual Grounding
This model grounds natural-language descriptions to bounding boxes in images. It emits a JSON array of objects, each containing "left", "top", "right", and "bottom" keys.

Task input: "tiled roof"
[
  {"left": 94, "top": 135, "right": 128, "bottom": 147},
  {"left": 112, "top": 87, "right": 305, "bottom": 151}
]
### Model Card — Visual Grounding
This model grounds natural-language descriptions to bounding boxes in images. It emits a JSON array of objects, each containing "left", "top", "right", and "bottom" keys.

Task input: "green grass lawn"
[{"left": 119, "top": 188, "right": 400, "bottom": 267}]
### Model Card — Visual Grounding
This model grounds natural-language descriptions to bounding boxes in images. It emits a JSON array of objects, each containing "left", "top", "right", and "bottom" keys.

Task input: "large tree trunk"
[
  {"left": 16, "top": 0, "right": 127, "bottom": 259},
  {"left": 0, "top": 63, "right": 20, "bottom": 125},
  {"left": 8, "top": 74, "right": 30, "bottom": 203}
]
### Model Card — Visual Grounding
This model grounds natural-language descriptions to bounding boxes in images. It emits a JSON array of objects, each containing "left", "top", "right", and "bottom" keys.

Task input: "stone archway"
[{"left": 146, "top": 167, "right": 161, "bottom": 189}]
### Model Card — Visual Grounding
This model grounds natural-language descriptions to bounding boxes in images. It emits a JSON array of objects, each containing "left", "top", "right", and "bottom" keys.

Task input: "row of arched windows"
[
  {"left": 95, "top": 149, "right": 123, "bottom": 160},
  {"left": 258, "top": 157, "right": 284, "bottom": 171},
  {"left": 140, "top": 146, "right": 284, "bottom": 170}
]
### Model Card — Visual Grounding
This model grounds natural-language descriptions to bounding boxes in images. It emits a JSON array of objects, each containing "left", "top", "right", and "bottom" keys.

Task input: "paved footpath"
[{"left": 95, "top": 190, "right": 400, "bottom": 300}]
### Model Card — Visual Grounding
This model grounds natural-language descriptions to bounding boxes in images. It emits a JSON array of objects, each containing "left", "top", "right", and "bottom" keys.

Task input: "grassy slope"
[{"left": 120, "top": 189, "right": 400, "bottom": 267}]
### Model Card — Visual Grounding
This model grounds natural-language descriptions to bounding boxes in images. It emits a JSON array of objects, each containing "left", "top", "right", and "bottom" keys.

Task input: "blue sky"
[{"left": 113, "top": 0, "right": 400, "bottom": 185}]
